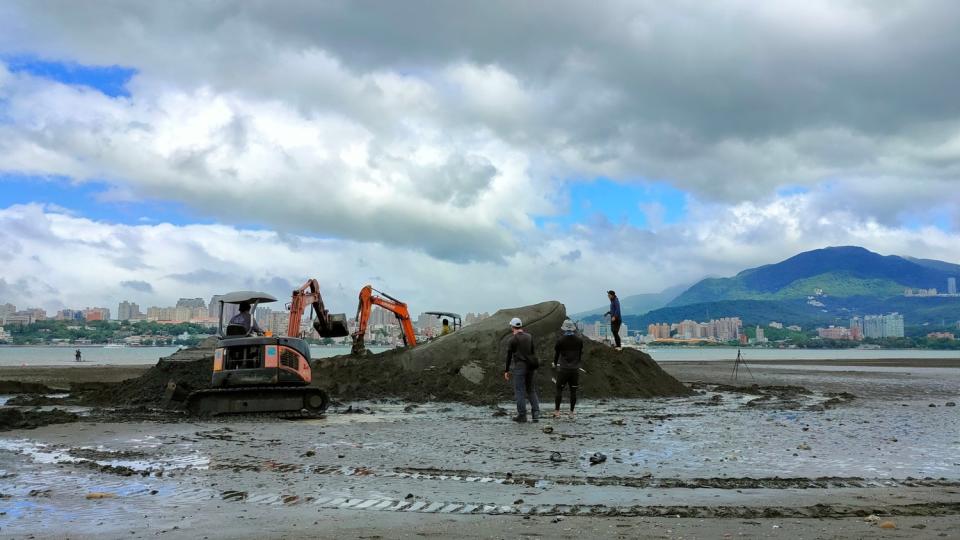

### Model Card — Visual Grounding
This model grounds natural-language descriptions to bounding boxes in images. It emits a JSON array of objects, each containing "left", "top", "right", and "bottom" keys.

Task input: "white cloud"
[
  {"left": 1, "top": 1, "right": 959, "bottom": 313},
  {"left": 3, "top": 199, "right": 960, "bottom": 315}
]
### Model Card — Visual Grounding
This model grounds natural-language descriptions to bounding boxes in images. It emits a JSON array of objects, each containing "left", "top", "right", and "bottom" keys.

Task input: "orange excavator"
[
  {"left": 351, "top": 285, "right": 417, "bottom": 355},
  {"left": 165, "top": 279, "right": 349, "bottom": 416}
]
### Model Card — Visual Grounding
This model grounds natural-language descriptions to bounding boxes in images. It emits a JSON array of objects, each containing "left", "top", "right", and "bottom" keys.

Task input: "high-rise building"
[
  {"left": 84, "top": 307, "right": 111, "bottom": 321},
  {"left": 176, "top": 298, "right": 206, "bottom": 309},
  {"left": 0, "top": 303, "right": 16, "bottom": 321},
  {"left": 647, "top": 323, "right": 671, "bottom": 339},
  {"left": 949, "top": 277, "right": 957, "bottom": 295},
  {"left": 117, "top": 300, "right": 142, "bottom": 321},
  {"left": 862, "top": 313, "right": 904, "bottom": 338},
  {"left": 56, "top": 309, "right": 84, "bottom": 321},
  {"left": 754, "top": 325, "right": 767, "bottom": 343}
]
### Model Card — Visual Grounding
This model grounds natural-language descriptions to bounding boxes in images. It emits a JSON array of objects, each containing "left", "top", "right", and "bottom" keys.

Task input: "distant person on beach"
[
  {"left": 553, "top": 320, "right": 583, "bottom": 419},
  {"left": 229, "top": 303, "right": 264, "bottom": 335},
  {"left": 441, "top": 319, "right": 452, "bottom": 336},
  {"left": 604, "top": 290, "right": 622, "bottom": 350},
  {"left": 74, "top": 349, "right": 81, "bottom": 362},
  {"left": 503, "top": 317, "right": 540, "bottom": 423}
]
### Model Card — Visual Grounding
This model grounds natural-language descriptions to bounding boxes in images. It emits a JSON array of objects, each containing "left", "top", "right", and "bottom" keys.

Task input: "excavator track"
[{"left": 181, "top": 386, "right": 329, "bottom": 418}]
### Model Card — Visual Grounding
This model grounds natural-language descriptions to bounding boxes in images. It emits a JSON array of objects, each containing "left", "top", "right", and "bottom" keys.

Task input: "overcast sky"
[{"left": 1, "top": 0, "right": 959, "bottom": 315}]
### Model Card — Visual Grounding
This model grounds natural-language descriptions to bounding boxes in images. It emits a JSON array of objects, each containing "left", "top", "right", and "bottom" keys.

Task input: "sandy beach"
[{"left": 1, "top": 353, "right": 958, "bottom": 539}]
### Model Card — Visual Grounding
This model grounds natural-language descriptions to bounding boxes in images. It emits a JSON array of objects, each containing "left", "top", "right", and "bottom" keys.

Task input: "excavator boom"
[
  {"left": 288, "top": 279, "right": 350, "bottom": 338},
  {"left": 352, "top": 285, "right": 417, "bottom": 355}
]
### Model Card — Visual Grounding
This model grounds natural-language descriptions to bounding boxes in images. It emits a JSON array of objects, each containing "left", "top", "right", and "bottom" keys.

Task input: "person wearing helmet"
[
  {"left": 553, "top": 319, "right": 583, "bottom": 419},
  {"left": 503, "top": 317, "right": 541, "bottom": 423}
]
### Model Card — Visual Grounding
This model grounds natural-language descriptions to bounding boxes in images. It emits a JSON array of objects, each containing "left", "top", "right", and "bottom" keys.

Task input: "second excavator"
[{"left": 351, "top": 285, "right": 417, "bottom": 355}]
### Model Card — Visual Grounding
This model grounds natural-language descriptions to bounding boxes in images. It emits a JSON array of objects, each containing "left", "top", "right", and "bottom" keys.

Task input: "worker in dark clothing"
[
  {"left": 604, "top": 290, "right": 622, "bottom": 350},
  {"left": 75, "top": 349, "right": 82, "bottom": 362},
  {"left": 503, "top": 317, "right": 540, "bottom": 423},
  {"left": 229, "top": 303, "right": 264, "bottom": 336},
  {"left": 553, "top": 320, "right": 583, "bottom": 419}
]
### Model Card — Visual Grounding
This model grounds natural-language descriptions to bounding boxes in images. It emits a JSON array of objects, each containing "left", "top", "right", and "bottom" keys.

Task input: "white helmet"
[
  {"left": 561, "top": 320, "right": 576, "bottom": 332},
  {"left": 509, "top": 317, "right": 523, "bottom": 328}
]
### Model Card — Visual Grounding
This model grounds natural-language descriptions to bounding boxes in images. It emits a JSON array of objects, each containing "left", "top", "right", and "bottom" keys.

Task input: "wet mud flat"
[{"left": 2, "top": 375, "right": 959, "bottom": 539}]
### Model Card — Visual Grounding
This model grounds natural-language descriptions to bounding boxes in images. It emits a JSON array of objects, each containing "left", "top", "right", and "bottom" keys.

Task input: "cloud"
[
  {"left": 1, "top": 1, "right": 958, "bottom": 243},
  {"left": 1, "top": 2, "right": 959, "bottom": 313},
  {"left": 2, "top": 202, "right": 960, "bottom": 316},
  {"left": 165, "top": 270, "right": 227, "bottom": 284},
  {"left": 120, "top": 280, "right": 154, "bottom": 293}
]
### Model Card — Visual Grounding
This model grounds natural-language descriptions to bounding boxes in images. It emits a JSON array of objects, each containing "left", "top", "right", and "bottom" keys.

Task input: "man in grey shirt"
[
  {"left": 229, "top": 303, "right": 264, "bottom": 336},
  {"left": 504, "top": 317, "right": 540, "bottom": 423}
]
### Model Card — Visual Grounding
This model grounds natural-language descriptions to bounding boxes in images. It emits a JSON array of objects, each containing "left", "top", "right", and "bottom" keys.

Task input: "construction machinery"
[
  {"left": 165, "top": 280, "right": 349, "bottom": 416},
  {"left": 423, "top": 311, "right": 463, "bottom": 333},
  {"left": 351, "top": 285, "right": 417, "bottom": 355}
]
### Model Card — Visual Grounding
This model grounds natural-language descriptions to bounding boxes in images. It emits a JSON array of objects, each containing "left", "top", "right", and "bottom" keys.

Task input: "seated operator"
[{"left": 230, "top": 302, "right": 265, "bottom": 336}]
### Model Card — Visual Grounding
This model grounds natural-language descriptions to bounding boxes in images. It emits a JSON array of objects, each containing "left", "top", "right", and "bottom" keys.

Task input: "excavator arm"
[
  {"left": 287, "top": 279, "right": 350, "bottom": 338},
  {"left": 352, "top": 285, "right": 417, "bottom": 355}
]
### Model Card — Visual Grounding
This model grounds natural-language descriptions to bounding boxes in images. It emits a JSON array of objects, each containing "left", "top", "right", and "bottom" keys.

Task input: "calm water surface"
[{"left": 0, "top": 346, "right": 388, "bottom": 366}]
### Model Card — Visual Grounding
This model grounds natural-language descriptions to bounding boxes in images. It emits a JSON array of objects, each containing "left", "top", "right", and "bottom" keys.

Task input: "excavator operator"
[{"left": 230, "top": 302, "right": 264, "bottom": 336}]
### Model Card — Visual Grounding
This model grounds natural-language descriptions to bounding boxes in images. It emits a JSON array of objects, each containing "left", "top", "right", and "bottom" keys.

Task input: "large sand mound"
[
  {"left": 80, "top": 302, "right": 690, "bottom": 407},
  {"left": 313, "top": 301, "right": 691, "bottom": 404}
]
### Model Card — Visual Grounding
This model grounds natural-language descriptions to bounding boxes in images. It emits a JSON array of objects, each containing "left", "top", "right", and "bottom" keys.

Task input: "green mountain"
[
  {"left": 631, "top": 295, "right": 960, "bottom": 335},
  {"left": 669, "top": 246, "right": 958, "bottom": 306},
  {"left": 571, "top": 284, "right": 687, "bottom": 319}
]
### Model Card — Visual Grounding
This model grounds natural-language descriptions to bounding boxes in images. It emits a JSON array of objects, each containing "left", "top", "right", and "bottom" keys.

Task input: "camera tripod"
[{"left": 730, "top": 348, "right": 755, "bottom": 382}]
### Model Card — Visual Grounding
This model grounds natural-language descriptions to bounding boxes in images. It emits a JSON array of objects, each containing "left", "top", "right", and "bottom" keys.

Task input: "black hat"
[{"left": 607, "top": 290, "right": 616, "bottom": 296}]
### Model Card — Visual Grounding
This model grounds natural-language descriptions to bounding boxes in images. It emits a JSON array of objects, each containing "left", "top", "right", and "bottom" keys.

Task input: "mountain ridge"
[{"left": 669, "top": 246, "right": 959, "bottom": 307}]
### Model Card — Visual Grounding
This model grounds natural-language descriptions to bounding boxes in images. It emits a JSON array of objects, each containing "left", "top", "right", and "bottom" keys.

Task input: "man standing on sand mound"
[
  {"left": 605, "top": 290, "right": 622, "bottom": 350},
  {"left": 504, "top": 317, "right": 540, "bottom": 423}
]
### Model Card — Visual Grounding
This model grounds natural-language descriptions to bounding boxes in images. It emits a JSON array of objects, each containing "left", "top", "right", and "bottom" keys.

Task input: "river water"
[
  {"left": 0, "top": 346, "right": 389, "bottom": 366},
  {"left": 0, "top": 344, "right": 957, "bottom": 367},
  {"left": 643, "top": 347, "right": 960, "bottom": 362}
]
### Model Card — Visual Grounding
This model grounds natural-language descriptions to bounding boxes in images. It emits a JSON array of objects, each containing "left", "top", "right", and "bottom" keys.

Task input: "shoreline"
[{"left": 1, "top": 356, "right": 959, "bottom": 391}]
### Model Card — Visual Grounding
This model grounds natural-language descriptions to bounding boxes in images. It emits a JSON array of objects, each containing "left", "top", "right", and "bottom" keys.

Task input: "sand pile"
[
  {"left": 75, "top": 303, "right": 690, "bottom": 407},
  {"left": 313, "top": 301, "right": 691, "bottom": 405},
  {"left": 80, "top": 338, "right": 216, "bottom": 407}
]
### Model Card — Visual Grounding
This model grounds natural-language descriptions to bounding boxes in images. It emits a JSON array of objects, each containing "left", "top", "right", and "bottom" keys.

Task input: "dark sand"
[{"left": 3, "top": 345, "right": 959, "bottom": 538}]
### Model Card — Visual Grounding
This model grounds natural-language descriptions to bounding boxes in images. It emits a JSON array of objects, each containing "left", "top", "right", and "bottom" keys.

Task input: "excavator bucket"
[{"left": 314, "top": 313, "right": 350, "bottom": 338}]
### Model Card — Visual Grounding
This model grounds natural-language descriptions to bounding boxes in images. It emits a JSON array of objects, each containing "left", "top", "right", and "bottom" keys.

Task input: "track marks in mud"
[
  {"left": 207, "top": 491, "right": 960, "bottom": 519},
  {"left": 205, "top": 458, "right": 960, "bottom": 490}
]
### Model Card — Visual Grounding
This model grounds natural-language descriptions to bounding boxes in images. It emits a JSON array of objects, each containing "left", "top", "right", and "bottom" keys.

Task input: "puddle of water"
[{"left": 0, "top": 438, "right": 210, "bottom": 471}]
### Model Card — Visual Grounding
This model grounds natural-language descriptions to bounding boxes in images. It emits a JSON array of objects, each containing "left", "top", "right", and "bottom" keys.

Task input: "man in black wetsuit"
[
  {"left": 503, "top": 317, "right": 540, "bottom": 423},
  {"left": 553, "top": 320, "right": 583, "bottom": 419}
]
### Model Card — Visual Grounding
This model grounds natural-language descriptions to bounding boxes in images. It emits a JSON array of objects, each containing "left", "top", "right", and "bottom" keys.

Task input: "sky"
[{"left": 1, "top": 0, "right": 960, "bottom": 316}]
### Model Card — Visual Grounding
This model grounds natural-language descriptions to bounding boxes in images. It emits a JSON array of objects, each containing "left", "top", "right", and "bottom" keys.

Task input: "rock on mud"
[{"left": 313, "top": 301, "right": 692, "bottom": 404}]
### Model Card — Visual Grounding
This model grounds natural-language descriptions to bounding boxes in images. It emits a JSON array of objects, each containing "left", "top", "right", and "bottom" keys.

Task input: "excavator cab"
[{"left": 212, "top": 291, "right": 314, "bottom": 389}]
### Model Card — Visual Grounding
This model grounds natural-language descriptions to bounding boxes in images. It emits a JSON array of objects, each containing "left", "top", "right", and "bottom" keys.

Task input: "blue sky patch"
[
  {"left": 0, "top": 173, "right": 209, "bottom": 226},
  {"left": 540, "top": 179, "right": 687, "bottom": 229},
  {"left": 3, "top": 55, "right": 136, "bottom": 98}
]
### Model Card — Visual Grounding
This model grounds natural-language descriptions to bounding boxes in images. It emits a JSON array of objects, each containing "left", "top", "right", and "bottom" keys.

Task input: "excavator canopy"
[{"left": 219, "top": 291, "right": 277, "bottom": 304}]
